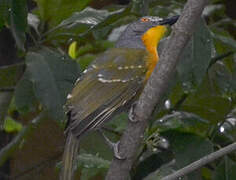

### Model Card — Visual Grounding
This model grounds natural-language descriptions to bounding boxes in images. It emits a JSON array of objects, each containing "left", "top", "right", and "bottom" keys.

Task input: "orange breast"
[
  {"left": 145, "top": 49, "right": 158, "bottom": 80},
  {"left": 141, "top": 25, "right": 166, "bottom": 81}
]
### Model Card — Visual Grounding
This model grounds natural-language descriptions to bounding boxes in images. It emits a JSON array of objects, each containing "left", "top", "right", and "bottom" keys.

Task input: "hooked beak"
[{"left": 159, "top": 15, "right": 179, "bottom": 26}]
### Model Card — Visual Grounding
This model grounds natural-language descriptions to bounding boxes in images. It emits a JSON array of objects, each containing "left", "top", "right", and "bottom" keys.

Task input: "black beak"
[{"left": 159, "top": 15, "right": 179, "bottom": 26}]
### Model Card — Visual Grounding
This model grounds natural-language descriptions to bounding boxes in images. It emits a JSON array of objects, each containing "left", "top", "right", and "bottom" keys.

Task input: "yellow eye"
[{"left": 141, "top": 17, "right": 149, "bottom": 22}]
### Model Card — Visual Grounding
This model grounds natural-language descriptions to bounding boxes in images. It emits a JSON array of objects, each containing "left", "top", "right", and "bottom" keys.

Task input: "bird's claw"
[
  {"left": 99, "top": 130, "right": 125, "bottom": 160},
  {"left": 128, "top": 102, "right": 139, "bottom": 123},
  {"left": 112, "top": 141, "right": 125, "bottom": 160}
]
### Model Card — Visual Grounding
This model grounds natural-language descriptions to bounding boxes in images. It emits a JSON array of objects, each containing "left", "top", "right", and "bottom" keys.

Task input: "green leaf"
[
  {"left": 9, "top": 0, "right": 27, "bottom": 51},
  {"left": 68, "top": 41, "right": 77, "bottom": 59},
  {"left": 133, "top": 150, "right": 174, "bottom": 180},
  {"left": 131, "top": 0, "right": 149, "bottom": 16},
  {"left": 72, "top": 40, "right": 114, "bottom": 69},
  {"left": 45, "top": 7, "right": 126, "bottom": 43},
  {"left": 14, "top": 70, "right": 38, "bottom": 113},
  {"left": 38, "top": 48, "right": 81, "bottom": 100},
  {"left": 210, "top": 28, "right": 236, "bottom": 79},
  {"left": 79, "top": 132, "right": 113, "bottom": 160},
  {"left": 161, "top": 130, "right": 213, "bottom": 169},
  {"left": 211, "top": 109, "right": 236, "bottom": 145},
  {"left": 3, "top": 116, "right": 22, "bottom": 132},
  {"left": 56, "top": 152, "right": 110, "bottom": 179},
  {"left": 153, "top": 111, "right": 209, "bottom": 136},
  {"left": 35, "top": 0, "right": 93, "bottom": 27},
  {"left": 177, "top": 18, "right": 212, "bottom": 91},
  {"left": 77, "top": 153, "right": 110, "bottom": 180},
  {"left": 213, "top": 156, "right": 236, "bottom": 180},
  {"left": 107, "top": 112, "right": 128, "bottom": 133},
  {"left": 56, "top": 7, "right": 114, "bottom": 30},
  {"left": 0, "top": 91, "right": 13, "bottom": 127},
  {"left": 212, "top": 32, "right": 236, "bottom": 50},
  {"left": 0, "top": 0, "right": 10, "bottom": 29},
  {"left": 25, "top": 48, "right": 80, "bottom": 120},
  {"left": 26, "top": 52, "right": 63, "bottom": 119},
  {"left": 170, "top": 78, "right": 232, "bottom": 124},
  {"left": 209, "top": 61, "right": 236, "bottom": 96},
  {"left": 0, "top": 59, "right": 22, "bottom": 127},
  {"left": 78, "top": 153, "right": 110, "bottom": 169},
  {"left": 150, "top": 1, "right": 183, "bottom": 18},
  {"left": 76, "top": 54, "right": 96, "bottom": 71},
  {"left": 210, "top": 28, "right": 236, "bottom": 69},
  {"left": 0, "top": 63, "right": 24, "bottom": 88}
]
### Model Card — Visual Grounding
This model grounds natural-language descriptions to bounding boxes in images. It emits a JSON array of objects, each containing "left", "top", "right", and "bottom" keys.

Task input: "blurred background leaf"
[
  {"left": 0, "top": 0, "right": 10, "bottom": 29},
  {"left": 22, "top": 48, "right": 80, "bottom": 120},
  {"left": 3, "top": 116, "right": 22, "bottom": 133},
  {"left": 0, "top": 0, "right": 235, "bottom": 179},
  {"left": 35, "top": 0, "right": 93, "bottom": 28},
  {"left": 9, "top": 0, "right": 27, "bottom": 51},
  {"left": 176, "top": 18, "right": 212, "bottom": 91},
  {"left": 213, "top": 156, "right": 236, "bottom": 180}
]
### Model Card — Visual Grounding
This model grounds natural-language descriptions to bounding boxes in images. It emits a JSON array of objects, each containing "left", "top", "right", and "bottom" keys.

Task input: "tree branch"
[
  {"left": 105, "top": 0, "right": 208, "bottom": 179},
  {"left": 162, "top": 142, "right": 236, "bottom": 180}
]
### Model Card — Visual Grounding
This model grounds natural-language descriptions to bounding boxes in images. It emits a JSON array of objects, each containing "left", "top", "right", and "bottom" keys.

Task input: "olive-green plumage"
[
  {"left": 66, "top": 48, "right": 148, "bottom": 138},
  {"left": 61, "top": 15, "right": 179, "bottom": 180}
]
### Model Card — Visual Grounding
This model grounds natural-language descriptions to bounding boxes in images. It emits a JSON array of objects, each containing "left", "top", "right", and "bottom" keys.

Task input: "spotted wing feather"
[{"left": 66, "top": 48, "right": 148, "bottom": 138}]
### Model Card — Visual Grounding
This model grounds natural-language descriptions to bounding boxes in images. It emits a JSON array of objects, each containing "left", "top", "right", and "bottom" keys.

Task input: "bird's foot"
[
  {"left": 111, "top": 141, "right": 124, "bottom": 160},
  {"left": 129, "top": 102, "right": 139, "bottom": 123},
  {"left": 99, "top": 130, "right": 125, "bottom": 160}
]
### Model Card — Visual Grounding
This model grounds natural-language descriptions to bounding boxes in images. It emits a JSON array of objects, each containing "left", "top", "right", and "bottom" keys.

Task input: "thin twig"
[
  {"left": 170, "top": 93, "right": 188, "bottom": 112},
  {"left": 162, "top": 142, "right": 236, "bottom": 180}
]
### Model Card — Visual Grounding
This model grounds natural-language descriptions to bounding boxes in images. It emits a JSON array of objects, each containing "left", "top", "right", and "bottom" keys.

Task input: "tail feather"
[{"left": 60, "top": 132, "right": 80, "bottom": 180}]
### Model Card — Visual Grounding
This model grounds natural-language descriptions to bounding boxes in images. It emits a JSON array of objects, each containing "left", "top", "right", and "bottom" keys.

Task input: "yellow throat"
[{"left": 141, "top": 25, "right": 167, "bottom": 80}]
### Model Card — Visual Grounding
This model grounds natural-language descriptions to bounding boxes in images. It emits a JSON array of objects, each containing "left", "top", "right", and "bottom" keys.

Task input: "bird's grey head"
[{"left": 116, "top": 15, "right": 179, "bottom": 49}]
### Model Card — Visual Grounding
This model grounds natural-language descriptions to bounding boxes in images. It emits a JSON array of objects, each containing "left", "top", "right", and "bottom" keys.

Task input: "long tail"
[{"left": 60, "top": 132, "right": 80, "bottom": 180}]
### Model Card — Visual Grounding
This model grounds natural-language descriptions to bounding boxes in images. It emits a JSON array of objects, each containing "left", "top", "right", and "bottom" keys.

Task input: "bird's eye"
[{"left": 141, "top": 17, "right": 149, "bottom": 22}]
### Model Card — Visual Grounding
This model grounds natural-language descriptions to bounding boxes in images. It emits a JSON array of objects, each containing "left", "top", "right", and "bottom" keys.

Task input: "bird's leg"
[
  {"left": 98, "top": 130, "right": 125, "bottom": 160},
  {"left": 101, "top": 126, "right": 122, "bottom": 136},
  {"left": 128, "top": 101, "right": 139, "bottom": 122}
]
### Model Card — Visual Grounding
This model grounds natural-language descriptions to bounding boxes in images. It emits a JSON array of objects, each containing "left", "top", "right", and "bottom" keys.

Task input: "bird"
[{"left": 61, "top": 15, "right": 179, "bottom": 180}]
